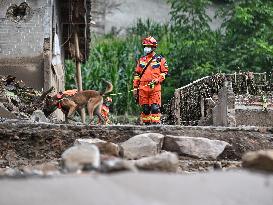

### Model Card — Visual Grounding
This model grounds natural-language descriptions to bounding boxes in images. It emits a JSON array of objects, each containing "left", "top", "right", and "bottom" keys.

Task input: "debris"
[{"left": 0, "top": 75, "right": 53, "bottom": 119}]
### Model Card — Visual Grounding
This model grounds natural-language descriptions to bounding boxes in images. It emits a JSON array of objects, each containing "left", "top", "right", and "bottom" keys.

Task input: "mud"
[{"left": 0, "top": 120, "right": 272, "bottom": 172}]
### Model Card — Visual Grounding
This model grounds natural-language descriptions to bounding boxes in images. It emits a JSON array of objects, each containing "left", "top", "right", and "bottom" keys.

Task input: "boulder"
[
  {"left": 100, "top": 158, "right": 137, "bottom": 173},
  {"left": 134, "top": 152, "right": 179, "bottom": 172},
  {"left": 135, "top": 133, "right": 165, "bottom": 151},
  {"left": 242, "top": 149, "right": 273, "bottom": 172},
  {"left": 164, "top": 135, "right": 230, "bottom": 160},
  {"left": 61, "top": 144, "right": 100, "bottom": 172},
  {"left": 75, "top": 138, "right": 120, "bottom": 156},
  {"left": 120, "top": 133, "right": 164, "bottom": 159}
]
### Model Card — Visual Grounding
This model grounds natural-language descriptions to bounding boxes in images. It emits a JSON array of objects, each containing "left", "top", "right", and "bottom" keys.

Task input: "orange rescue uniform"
[
  {"left": 133, "top": 52, "right": 168, "bottom": 124},
  {"left": 98, "top": 104, "right": 111, "bottom": 124}
]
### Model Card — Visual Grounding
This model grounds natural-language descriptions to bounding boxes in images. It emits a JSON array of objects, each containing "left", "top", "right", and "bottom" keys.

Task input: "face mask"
[{"left": 144, "top": 47, "right": 152, "bottom": 55}]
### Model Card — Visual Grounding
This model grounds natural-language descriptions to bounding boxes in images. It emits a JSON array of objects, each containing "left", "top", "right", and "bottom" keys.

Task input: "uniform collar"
[{"left": 146, "top": 51, "right": 156, "bottom": 58}]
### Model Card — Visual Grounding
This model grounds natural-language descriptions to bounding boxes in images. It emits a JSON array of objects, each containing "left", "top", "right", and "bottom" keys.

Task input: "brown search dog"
[{"left": 43, "top": 80, "right": 113, "bottom": 124}]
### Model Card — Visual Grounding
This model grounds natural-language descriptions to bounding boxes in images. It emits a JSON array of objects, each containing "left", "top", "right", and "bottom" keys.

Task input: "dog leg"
[
  {"left": 65, "top": 113, "right": 69, "bottom": 123},
  {"left": 67, "top": 103, "right": 78, "bottom": 120},
  {"left": 95, "top": 106, "right": 105, "bottom": 125},
  {"left": 87, "top": 98, "right": 103, "bottom": 125},
  {"left": 87, "top": 100, "right": 96, "bottom": 124}
]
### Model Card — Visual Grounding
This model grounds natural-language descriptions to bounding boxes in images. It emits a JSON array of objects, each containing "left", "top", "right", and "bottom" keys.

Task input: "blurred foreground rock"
[
  {"left": 61, "top": 144, "right": 100, "bottom": 172},
  {"left": 242, "top": 149, "right": 273, "bottom": 172},
  {"left": 101, "top": 158, "right": 137, "bottom": 173},
  {"left": 75, "top": 138, "right": 120, "bottom": 157},
  {"left": 1, "top": 171, "right": 272, "bottom": 205},
  {"left": 134, "top": 152, "right": 179, "bottom": 172}
]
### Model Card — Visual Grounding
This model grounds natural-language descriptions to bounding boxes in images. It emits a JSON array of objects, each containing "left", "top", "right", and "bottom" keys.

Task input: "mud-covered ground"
[{"left": 1, "top": 120, "right": 272, "bottom": 173}]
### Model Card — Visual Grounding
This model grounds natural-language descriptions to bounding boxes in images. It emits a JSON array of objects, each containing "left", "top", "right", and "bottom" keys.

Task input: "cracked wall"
[{"left": 0, "top": 0, "right": 64, "bottom": 92}]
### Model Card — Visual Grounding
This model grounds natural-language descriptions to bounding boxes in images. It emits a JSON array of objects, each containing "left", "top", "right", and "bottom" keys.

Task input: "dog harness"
[
  {"left": 56, "top": 93, "right": 64, "bottom": 109},
  {"left": 55, "top": 89, "right": 78, "bottom": 110}
]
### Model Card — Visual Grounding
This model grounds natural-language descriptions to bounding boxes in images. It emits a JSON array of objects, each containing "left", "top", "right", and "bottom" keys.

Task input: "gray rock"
[
  {"left": 30, "top": 110, "right": 49, "bottom": 123},
  {"left": 242, "top": 149, "right": 273, "bottom": 172},
  {"left": 1, "top": 168, "right": 22, "bottom": 177},
  {"left": 164, "top": 135, "right": 230, "bottom": 160},
  {"left": 134, "top": 152, "right": 179, "bottom": 172},
  {"left": 135, "top": 133, "right": 165, "bottom": 152},
  {"left": 61, "top": 144, "right": 100, "bottom": 172},
  {"left": 22, "top": 161, "right": 60, "bottom": 176},
  {"left": 120, "top": 134, "right": 163, "bottom": 159},
  {"left": 0, "top": 103, "right": 17, "bottom": 119},
  {"left": 101, "top": 158, "right": 137, "bottom": 173},
  {"left": 75, "top": 138, "right": 120, "bottom": 157}
]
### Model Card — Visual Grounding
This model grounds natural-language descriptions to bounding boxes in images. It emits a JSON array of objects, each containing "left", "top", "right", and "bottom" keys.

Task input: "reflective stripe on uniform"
[
  {"left": 141, "top": 113, "right": 151, "bottom": 122},
  {"left": 150, "top": 114, "right": 160, "bottom": 122},
  {"left": 160, "top": 73, "right": 166, "bottom": 79},
  {"left": 141, "top": 116, "right": 151, "bottom": 122},
  {"left": 150, "top": 116, "right": 160, "bottom": 121}
]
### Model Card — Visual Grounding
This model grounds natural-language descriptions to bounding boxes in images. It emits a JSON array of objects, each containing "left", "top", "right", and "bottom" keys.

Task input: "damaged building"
[
  {"left": 0, "top": 0, "right": 91, "bottom": 91},
  {"left": 0, "top": 0, "right": 91, "bottom": 118}
]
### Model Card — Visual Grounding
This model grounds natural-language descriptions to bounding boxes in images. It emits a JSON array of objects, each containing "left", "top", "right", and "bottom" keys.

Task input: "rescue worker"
[
  {"left": 98, "top": 97, "right": 112, "bottom": 124},
  {"left": 133, "top": 36, "right": 169, "bottom": 125}
]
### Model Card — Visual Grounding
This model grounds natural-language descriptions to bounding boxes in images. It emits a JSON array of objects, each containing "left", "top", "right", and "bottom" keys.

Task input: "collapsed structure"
[
  {"left": 165, "top": 72, "right": 273, "bottom": 127},
  {"left": 0, "top": 0, "right": 92, "bottom": 118}
]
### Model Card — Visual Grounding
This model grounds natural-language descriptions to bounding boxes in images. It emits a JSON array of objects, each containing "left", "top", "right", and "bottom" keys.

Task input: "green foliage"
[
  {"left": 66, "top": 35, "right": 140, "bottom": 115},
  {"left": 65, "top": 0, "right": 273, "bottom": 115},
  {"left": 219, "top": 0, "right": 273, "bottom": 72}
]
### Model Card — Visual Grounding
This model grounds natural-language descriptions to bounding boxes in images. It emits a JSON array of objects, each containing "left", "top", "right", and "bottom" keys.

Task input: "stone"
[
  {"left": 135, "top": 133, "right": 165, "bottom": 152},
  {"left": 120, "top": 133, "right": 164, "bottom": 159},
  {"left": 242, "top": 149, "right": 273, "bottom": 172},
  {"left": 164, "top": 135, "right": 230, "bottom": 160},
  {"left": 74, "top": 138, "right": 120, "bottom": 157},
  {"left": 100, "top": 158, "right": 137, "bottom": 173},
  {"left": 1, "top": 168, "right": 22, "bottom": 177},
  {"left": 134, "top": 152, "right": 179, "bottom": 172},
  {"left": 22, "top": 161, "right": 60, "bottom": 176},
  {"left": 30, "top": 110, "right": 49, "bottom": 123},
  {"left": 61, "top": 144, "right": 100, "bottom": 172},
  {"left": 0, "top": 103, "right": 17, "bottom": 119}
]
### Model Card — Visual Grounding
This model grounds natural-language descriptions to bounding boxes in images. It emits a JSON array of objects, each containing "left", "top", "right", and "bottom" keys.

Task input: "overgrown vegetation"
[{"left": 65, "top": 0, "right": 273, "bottom": 115}]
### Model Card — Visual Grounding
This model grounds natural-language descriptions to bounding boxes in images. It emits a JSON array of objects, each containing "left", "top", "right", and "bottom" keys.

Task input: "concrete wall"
[
  {"left": 0, "top": 0, "right": 48, "bottom": 89},
  {"left": 105, "top": 0, "right": 171, "bottom": 35},
  {"left": 235, "top": 105, "right": 273, "bottom": 127},
  {"left": 90, "top": 0, "right": 223, "bottom": 35},
  {"left": 91, "top": 0, "right": 106, "bottom": 35},
  {"left": 0, "top": 0, "right": 64, "bottom": 92}
]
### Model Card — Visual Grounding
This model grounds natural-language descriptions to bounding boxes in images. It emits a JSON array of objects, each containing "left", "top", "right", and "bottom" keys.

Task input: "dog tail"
[{"left": 100, "top": 79, "right": 113, "bottom": 96}]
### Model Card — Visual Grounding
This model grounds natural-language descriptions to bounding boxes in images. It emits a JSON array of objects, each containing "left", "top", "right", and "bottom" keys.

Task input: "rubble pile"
[
  {"left": 1, "top": 122, "right": 273, "bottom": 177},
  {"left": 0, "top": 75, "right": 52, "bottom": 119}
]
